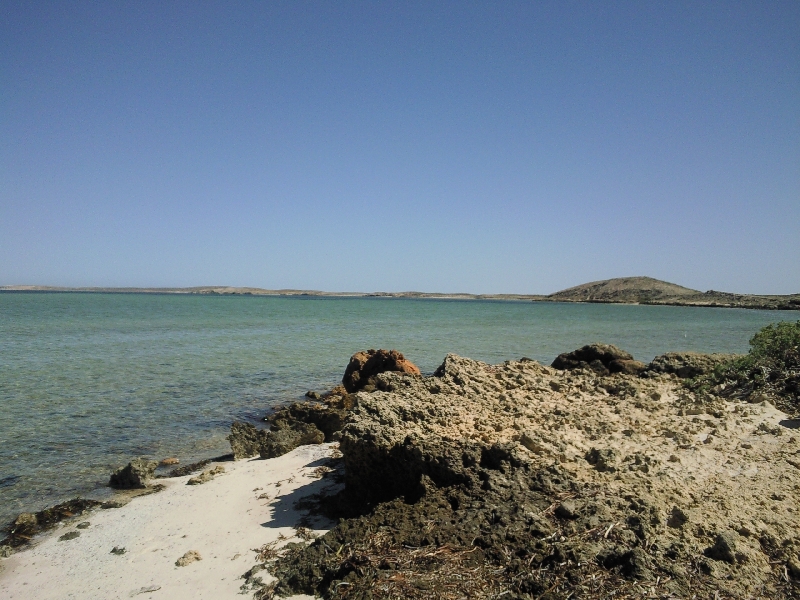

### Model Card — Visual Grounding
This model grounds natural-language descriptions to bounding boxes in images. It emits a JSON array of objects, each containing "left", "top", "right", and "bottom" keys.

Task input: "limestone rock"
[
  {"left": 228, "top": 421, "right": 264, "bottom": 459},
  {"left": 342, "top": 349, "right": 421, "bottom": 393},
  {"left": 175, "top": 550, "right": 202, "bottom": 567},
  {"left": 608, "top": 359, "right": 647, "bottom": 375},
  {"left": 519, "top": 431, "right": 545, "bottom": 453},
  {"left": 228, "top": 421, "right": 324, "bottom": 461},
  {"left": 647, "top": 352, "right": 738, "bottom": 378},
  {"left": 265, "top": 351, "right": 800, "bottom": 599},
  {"left": 271, "top": 402, "right": 348, "bottom": 442},
  {"left": 187, "top": 465, "right": 225, "bottom": 485},
  {"left": 109, "top": 458, "right": 158, "bottom": 489},
  {"left": 9, "top": 513, "right": 38, "bottom": 537},
  {"left": 101, "top": 498, "right": 130, "bottom": 509},
  {"left": 259, "top": 422, "right": 324, "bottom": 459},
  {"left": 552, "top": 344, "right": 634, "bottom": 374}
]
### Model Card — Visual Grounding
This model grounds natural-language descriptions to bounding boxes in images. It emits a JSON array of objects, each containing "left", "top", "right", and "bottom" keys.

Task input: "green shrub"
[
  {"left": 748, "top": 320, "right": 800, "bottom": 366},
  {"left": 689, "top": 320, "right": 800, "bottom": 415}
]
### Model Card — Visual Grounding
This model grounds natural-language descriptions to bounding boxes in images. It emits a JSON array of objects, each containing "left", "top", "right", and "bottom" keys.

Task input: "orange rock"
[{"left": 342, "top": 349, "right": 421, "bottom": 393}]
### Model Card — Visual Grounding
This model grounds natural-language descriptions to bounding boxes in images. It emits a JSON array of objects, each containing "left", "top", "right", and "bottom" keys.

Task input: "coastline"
[{"left": 2, "top": 285, "right": 798, "bottom": 311}]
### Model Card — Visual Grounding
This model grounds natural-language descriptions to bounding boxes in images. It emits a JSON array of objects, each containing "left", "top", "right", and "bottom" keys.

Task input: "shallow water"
[{"left": 0, "top": 292, "right": 793, "bottom": 525}]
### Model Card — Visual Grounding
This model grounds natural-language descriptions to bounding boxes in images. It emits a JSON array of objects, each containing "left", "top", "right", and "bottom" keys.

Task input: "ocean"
[{"left": 0, "top": 291, "right": 792, "bottom": 525}]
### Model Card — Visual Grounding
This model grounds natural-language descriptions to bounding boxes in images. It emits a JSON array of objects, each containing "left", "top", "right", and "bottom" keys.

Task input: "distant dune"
[{"left": 1, "top": 277, "right": 798, "bottom": 310}]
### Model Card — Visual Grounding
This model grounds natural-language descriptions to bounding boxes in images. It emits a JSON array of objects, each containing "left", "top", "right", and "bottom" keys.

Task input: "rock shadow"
[{"left": 260, "top": 471, "right": 343, "bottom": 530}]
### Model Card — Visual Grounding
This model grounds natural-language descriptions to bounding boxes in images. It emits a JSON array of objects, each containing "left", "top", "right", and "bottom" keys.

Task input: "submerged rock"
[
  {"left": 342, "top": 349, "right": 421, "bottom": 393},
  {"left": 109, "top": 458, "right": 158, "bottom": 489}
]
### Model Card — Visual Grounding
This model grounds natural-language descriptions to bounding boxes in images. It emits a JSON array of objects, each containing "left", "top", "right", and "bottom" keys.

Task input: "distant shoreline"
[{"left": 1, "top": 283, "right": 799, "bottom": 311}]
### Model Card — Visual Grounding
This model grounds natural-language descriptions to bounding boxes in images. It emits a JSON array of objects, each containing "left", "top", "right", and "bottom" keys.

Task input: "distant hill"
[
  {"left": 548, "top": 276, "right": 699, "bottom": 303},
  {"left": 1, "top": 278, "right": 798, "bottom": 310},
  {"left": 545, "top": 276, "right": 800, "bottom": 311}
]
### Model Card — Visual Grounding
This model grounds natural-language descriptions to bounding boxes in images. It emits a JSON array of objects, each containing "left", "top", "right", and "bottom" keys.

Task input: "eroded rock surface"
[
  {"left": 267, "top": 353, "right": 800, "bottom": 599},
  {"left": 228, "top": 420, "right": 324, "bottom": 461},
  {"left": 109, "top": 458, "right": 158, "bottom": 489},
  {"left": 1, "top": 498, "right": 100, "bottom": 549},
  {"left": 648, "top": 351, "right": 740, "bottom": 378},
  {"left": 551, "top": 343, "right": 634, "bottom": 375},
  {"left": 342, "top": 349, "right": 421, "bottom": 393}
]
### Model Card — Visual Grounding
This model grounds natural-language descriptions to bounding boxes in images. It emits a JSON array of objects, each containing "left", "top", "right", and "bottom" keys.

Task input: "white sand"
[{"left": 0, "top": 443, "right": 341, "bottom": 599}]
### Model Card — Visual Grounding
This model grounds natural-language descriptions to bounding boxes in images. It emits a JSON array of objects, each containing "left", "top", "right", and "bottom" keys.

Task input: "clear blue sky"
[{"left": 1, "top": 2, "right": 798, "bottom": 294}]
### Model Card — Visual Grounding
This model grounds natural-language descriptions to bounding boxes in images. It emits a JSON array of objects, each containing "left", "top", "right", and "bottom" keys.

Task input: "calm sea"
[{"left": 0, "top": 292, "right": 793, "bottom": 525}]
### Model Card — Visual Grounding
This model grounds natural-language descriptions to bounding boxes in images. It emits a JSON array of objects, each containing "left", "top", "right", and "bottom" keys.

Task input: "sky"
[{"left": 1, "top": 2, "right": 798, "bottom": 294}]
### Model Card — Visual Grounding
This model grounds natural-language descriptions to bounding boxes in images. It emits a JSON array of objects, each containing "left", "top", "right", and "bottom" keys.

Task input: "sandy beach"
[{"left": 0, "top": 443, "right": 340, "bottom": 600}]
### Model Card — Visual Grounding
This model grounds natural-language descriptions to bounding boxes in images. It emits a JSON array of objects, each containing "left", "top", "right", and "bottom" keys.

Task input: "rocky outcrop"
[
  {"left": 266, "top": 352, "right": 799, "bottom": 600},
  {"left": 259, "top": 422, "right": 324, "bottom": 459},
  {"left": 647, "top": 352, "right": 738, "bottom": 378},
  {"left": 228, "top": 398, "right": 346, "bottom": 461},
  {"left": 551, "top": 343, "right": 634, "bottom": 375},
  {"left": 109, "top": 458, "right": 158, "bottom": 489},
  {"left": 608, "top": 358, "right": 647, "bottom": 375},
  {"left": 1, "top": 498, "right": 101, "bottom": 549},
  {"left": 270, "top": 402, "right": 348, "bottom": 442},
  {"left": 228, "top": 420, "right": 324, "bottom": 460},
  {"left": 187, "top": 465, "right": 225, "bottom": 485},
  {"left": 228, "top": 422, "right": 264, "bottom": 459},
  {"left": 342, "top": 349, "right": 420, "bottom": 393}
]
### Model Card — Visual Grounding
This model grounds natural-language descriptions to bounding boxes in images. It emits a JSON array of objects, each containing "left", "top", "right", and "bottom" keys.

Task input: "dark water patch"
[{"left": 0, "top": 475, "right": 21, "bottom": 489}]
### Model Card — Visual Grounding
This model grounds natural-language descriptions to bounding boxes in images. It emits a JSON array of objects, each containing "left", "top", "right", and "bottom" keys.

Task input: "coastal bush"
[{"left": 690, "top": 320, "right": 800, "bottom": 414}]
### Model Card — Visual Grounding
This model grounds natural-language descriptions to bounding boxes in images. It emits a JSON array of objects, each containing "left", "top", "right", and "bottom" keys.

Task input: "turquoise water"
[{"left": 0, "top": 292, "right": 794, "bottom": 526}]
